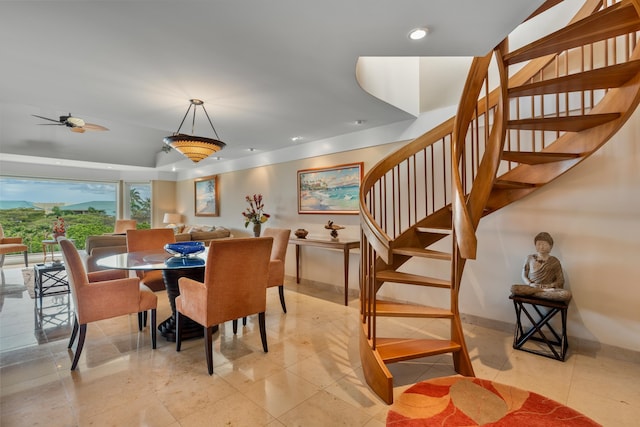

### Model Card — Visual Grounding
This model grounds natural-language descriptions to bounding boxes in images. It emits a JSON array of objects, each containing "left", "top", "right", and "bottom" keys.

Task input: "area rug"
[
  {"left": 387, "top": 376, "right": 601, "bottom": 426},
  {"left": 21, "top": 268, "right": 36, "bottom": 299}
]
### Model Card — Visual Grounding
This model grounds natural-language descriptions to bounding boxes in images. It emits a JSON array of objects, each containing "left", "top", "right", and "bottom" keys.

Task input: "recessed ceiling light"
[
  {"left": 354, "top": 120, "right": 366, "bottom": 125},
  {"left": 215, "top": 156, "right": 222, "bottom": 160},
  {"left": 247, "top": 148, "right": 256, "bottom": 152},
  {"left": 291, "top": 136, "right": 303, "bottom": 142},
  {"left": 409, "top": 27, "right": 429, "bottom": 40}
]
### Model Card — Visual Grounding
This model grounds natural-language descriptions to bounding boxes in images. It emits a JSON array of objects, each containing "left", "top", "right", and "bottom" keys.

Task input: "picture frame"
[
  {"left": 194, "top": 175, "right": 219, "bottom": 217},
  {"left": 297, "top": 162, "right": 363, "bottom": 214}
]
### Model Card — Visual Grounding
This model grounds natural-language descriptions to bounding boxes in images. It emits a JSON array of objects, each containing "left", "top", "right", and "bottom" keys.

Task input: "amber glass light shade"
[
  {"left": 163, "top": 99, "right": 226, "bottom": 163},
  {"left": 163, "top": 134, "right": 225, "bottom": 163}
]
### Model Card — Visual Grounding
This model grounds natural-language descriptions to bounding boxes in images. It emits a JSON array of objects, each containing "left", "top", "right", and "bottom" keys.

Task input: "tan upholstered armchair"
[
  {"left": 59, "top": 238, "right": 157, "bottom": 370},
  {"left": 126, "top": 228, "right": 176, "bottom": 291},
  {"left": 0, "top": 224, "right": 28, "bottom": 268},
  {"left": 175, "top": 237, "right": 273, "bottom": 375}
]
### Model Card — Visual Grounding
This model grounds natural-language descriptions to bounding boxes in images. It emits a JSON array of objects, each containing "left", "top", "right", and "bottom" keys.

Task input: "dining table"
[{"left": 97, "top": 249, "right": 212, "bottom": 342}]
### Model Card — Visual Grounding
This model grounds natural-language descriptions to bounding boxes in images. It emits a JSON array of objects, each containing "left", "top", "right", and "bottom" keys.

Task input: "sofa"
[{"left": 84, "top": 226, "right": 232, "bottom": 274}]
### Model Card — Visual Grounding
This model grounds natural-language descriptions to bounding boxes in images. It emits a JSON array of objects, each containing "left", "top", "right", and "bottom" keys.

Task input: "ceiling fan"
[{"left": 32, "top": 113, "right": 109, "bottom": 133}]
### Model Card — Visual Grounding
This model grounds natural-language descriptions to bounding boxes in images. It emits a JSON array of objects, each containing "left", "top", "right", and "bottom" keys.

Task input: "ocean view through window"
[{"left": 0, "top": 176, "right": 148, "bottom": 253}]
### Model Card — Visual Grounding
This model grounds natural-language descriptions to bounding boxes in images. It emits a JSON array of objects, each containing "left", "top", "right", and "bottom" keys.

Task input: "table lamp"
[{"left": 163, "top": 213, "right": 183, "bottom": 228}]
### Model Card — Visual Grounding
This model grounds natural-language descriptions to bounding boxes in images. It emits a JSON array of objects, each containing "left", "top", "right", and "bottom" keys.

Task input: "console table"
[{"left": 288, "top": 237, "right": 359, "bottom": 306}]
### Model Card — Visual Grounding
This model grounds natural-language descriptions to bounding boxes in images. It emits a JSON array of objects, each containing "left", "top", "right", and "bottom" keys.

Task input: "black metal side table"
[
  {"left": 509, "top": 293, "right": 569, "bottom": 361},
  {"left": 34, "top": 263, "right": 70, "bottom": 304}
]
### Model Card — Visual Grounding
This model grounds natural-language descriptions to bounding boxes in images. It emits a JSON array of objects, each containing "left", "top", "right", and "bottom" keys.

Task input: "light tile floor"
[{"left": 1, "top": 264, "right": 639, "bottom": 426}]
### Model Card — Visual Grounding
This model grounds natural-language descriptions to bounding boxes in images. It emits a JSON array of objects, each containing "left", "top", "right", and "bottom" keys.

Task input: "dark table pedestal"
[{"left": 160, "top": 268, "right": 218, "bottom": 342}]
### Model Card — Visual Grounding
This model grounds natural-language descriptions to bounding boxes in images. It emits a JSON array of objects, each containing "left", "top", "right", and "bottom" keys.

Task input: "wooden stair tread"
[
  {"left": 376, "top": 300, "right": 453, "bottom": 318},
  {"left": 493, "top": 180, "right": 541, "bottom": 190},
  {"left": 392, "top": 247, "right": 452, "bottom": 260},
  {"left": 507, "top": 113, "right": 621, "bottom": 132},
  {"left": 504, "top": 1, "right": 640, "bottom": 65},
  {"left": 509, "top": 61, "right": 640, "bottom": 97},
  {"left": 501, "top": 151, "right": 582, "bottom": 165},
  {"left": 376, "top": 270, "right": 451, "bottom": 288},
  {"left": 376, "top": 338, "right": 461, "bottom": 364},
  {"left": 415, "top": 227, "right": 452, "bottom": 237}
]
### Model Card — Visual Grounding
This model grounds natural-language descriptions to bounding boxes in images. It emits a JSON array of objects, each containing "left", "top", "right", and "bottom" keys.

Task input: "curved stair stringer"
[
  {"left": 488, "top": 52, "right": 640, "bottom": 212},
  {"left": 359, "top": 0, "right": 640, "bottom": 405}
]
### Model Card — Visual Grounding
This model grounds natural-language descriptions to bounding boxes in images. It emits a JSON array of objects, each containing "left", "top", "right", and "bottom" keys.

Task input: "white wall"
[
  {"left": 3, "top": 100, "right": 636, "bottom": 353},
  {"left": 466, "top": 108, "right": 640, "bottom": 352},
  {"left": 175, "top": 141, "right": 405, "bottom": 295},
  {"left": 379, "top": 108, "right": 640, "bottom": 353},
  {"left": 176, "top": 108, "right": 640, "bottom": 353}
]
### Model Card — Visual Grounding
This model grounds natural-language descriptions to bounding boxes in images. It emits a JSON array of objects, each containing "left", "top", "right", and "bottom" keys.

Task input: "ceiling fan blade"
[
  {"left": 70, "top": 127, "right": 86, "bottom": 133},
  {"left": 83, "top": 123, "right": 109, "bottom": 131},
  {"left": 32, "top": 114, "right": 63, "bottom": 124}
]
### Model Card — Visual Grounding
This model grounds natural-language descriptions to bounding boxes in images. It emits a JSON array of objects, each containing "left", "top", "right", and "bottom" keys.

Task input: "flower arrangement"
[
  {"left": 242, "top": 194, "right": 270, "bottom": 227},
  {"left": 52, "top": 217, "right": 66, "bottom": 236}
]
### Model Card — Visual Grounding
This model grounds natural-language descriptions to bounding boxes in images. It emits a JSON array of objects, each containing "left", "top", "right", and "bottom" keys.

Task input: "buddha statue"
[{"left": 511, "top": 232, "right": 572, "bottom": 302}]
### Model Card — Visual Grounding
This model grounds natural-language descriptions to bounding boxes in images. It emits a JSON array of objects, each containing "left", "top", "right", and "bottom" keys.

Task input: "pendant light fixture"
[{"left": 163, "top": 99, "right": 226, "bottom": 163}]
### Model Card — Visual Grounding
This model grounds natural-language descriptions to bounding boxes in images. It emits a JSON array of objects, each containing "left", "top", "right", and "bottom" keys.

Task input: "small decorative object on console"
[
  {"left": 164, "top": 241, "right": 205, "bottom": 257},
  {"left": 294, "top": 229, "right": 309, "bottom": 239},
  {"left": 324, "top": 221, "right": 345, "bottom": 240}
]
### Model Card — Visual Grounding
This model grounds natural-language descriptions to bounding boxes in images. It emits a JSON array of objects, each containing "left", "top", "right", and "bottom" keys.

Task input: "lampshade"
[
  {"left": 163, "top": 99, "right": 226, "bottom": 163},
  {"left": 163, "top": 213, "right": 182, "bottom": 226}
]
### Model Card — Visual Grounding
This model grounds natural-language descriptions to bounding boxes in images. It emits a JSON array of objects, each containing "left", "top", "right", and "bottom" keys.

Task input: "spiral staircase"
[{"left": 358, "top": 0, "right": 640, "bottom": 404}]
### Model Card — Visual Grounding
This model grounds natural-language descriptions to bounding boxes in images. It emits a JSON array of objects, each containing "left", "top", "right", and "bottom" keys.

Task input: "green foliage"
[
  {"left": 129, "top": 188, "right": 151, "bottom": 223},
  {"left": 1, "top": 208, "right": 116, "bottom": 251}
]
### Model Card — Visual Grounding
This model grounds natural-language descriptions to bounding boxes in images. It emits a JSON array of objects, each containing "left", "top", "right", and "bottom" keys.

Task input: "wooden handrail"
[
  {"left": 360, "top": 0, "right": 637, "bottom": 263},
  {"left": 358, "top": 0, "right": 640, "bottom": 404}
]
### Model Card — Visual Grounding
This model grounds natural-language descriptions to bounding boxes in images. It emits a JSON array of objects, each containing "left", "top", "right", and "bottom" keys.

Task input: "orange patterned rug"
[{"left": 387, "top": 376, "right": 601, "bottom": 426}]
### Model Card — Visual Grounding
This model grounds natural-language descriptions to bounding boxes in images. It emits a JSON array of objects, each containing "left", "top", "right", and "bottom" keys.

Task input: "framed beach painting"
[
  {"left": 194, "top": 175, "right": 219, "bottom": 217},
  {"left": 297, "top": 162, "right": 363, "bottom": 214}
]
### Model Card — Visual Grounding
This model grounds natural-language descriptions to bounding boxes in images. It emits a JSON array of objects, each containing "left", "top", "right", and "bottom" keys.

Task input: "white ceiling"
[{"left": 0, "top": 1, "right": 543, "bottom": 174}]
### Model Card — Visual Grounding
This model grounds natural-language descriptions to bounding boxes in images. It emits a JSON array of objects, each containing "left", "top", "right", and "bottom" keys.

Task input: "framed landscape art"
[
  {"left": 297, "top": 162, "right": 363, "bottom": 214},
  {"left": 194, "top": 175, "right": 219, "bottom": 216}
]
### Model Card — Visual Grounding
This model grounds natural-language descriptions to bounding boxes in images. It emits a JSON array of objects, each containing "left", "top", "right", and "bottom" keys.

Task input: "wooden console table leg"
[
  {"left": 295, "top": 245, "right": 301, "bottom": 284},
  {"left": 343, "top": 247, "right": 349, "bottom": 306}
]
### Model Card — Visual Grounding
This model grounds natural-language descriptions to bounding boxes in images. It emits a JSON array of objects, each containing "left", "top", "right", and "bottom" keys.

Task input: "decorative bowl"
[
  {"left": 164, "top": 241, "right": 205, "bottom": 257},
  {"left": 294, "top": 228, "right": 309, "bottom": 239}
]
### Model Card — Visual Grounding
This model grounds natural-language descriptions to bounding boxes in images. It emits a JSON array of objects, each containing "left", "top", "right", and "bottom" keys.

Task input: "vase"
[{"left": 253, "top": 223, "right": 262, "bottom": 237}]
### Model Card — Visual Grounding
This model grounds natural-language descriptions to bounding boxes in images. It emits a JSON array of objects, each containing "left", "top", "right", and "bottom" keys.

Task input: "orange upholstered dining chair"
[
  {"left": 114, "top": 219, "right": 137, "bottom": 234},
  {"left": 126, "top": 228, "right": 176, "bottom": 291},
  {"left": 175, "top": 237, "right": 273, "bottom": 375},
  {"left": 59, "top": 238, "right": 157, "bottom": 370},
  {"left": 263, "top": 228, "right": 291, "bottom": 313},
  {"left": 241, "top": 228, "right": 291, "bottom": 327}
]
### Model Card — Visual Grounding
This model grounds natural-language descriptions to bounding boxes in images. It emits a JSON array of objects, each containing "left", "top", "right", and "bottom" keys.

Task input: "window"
[
  {"left": 124, "top": 182, "right": 151, "bottom": 228},
  {"left": 0, "top": 176, "right": 119, "bottom": 251}
]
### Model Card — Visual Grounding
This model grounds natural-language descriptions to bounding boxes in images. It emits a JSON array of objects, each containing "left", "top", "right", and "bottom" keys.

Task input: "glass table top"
[{"left": 97, "top": 248, "right": 208, "bottom": 270}]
